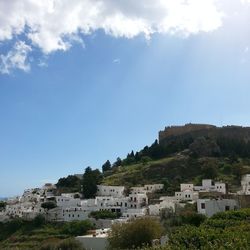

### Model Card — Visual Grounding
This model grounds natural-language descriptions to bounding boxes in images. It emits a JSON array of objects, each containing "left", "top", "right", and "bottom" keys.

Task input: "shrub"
[
  {"left": 89, "top": 210, "right": 121, "bottom": 220},
  {"left": 108, "top": 217, "right": 164, "bottom": 249},
  {"left": 60, "top": 220, "right": 93, "bottom": 236},
  {"left": 33, "top": 214, "right": 46, "bottom": 227},
  {"left": 55, "top": 238, "right": 84, "bottom": 250},
  {"left": 40, "top": 238, "right": 84, "bottom": 250},
  {"left": 41, "top": 201, "right": 57, "bottom": 210}
]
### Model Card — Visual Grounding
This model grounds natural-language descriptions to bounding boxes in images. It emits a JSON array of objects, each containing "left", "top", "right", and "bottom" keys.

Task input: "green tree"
[
  {"left": 61, "top": 220, "right": 93, "bottom": 236},
  {"left": 0, "top": 201, "right": 6, "bottom": 211},
  {"left": 108, "top": 217, "right": 164, "bottom": 249},
  {"left": 102, "top": 160, "right": 112, "bottom": 172},
  {"left": 112, "top": 157, "right": 122, "bottom": 168},
  {"left": 41, "top": 201, "right": 57, "bottom": 210},
  {"left": 82, "top": 167, "right": 102, "bottom": 198}
]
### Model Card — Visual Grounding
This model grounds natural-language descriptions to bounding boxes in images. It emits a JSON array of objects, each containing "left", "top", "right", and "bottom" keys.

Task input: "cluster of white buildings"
[
  {"left": 0, "top": 183, "right": 162, "bottom": 223},
  {"left": 1, "top": 175, "right": 249, "bottom": 223}
]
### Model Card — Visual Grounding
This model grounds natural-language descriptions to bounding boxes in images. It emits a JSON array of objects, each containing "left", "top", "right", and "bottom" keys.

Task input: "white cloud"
[
  {"left": 0, "top": 41, "right": 32, "bottom": 74},
  {"left": 0, "top": 0, "right": 223, "bottom": 52}
]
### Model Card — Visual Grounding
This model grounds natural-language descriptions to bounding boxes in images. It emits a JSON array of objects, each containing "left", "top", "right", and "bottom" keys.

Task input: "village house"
[
  {"left": 238, "top": 174, "right": 250, "bottom": 195},
  {"left": 148, "top": 200, "right": 176, "bottom": 216},
  {"left": 194, "top": 179, "right": 226, "bottom": 194},
  {"left": 197, "top": 198, "right": 239, "bottom": 217},
  {"left": 96, "top": 185, "right": 125, "bottom": 198},
  {"left": 130, "top": 184, "right": 164, "bottom": 194}
]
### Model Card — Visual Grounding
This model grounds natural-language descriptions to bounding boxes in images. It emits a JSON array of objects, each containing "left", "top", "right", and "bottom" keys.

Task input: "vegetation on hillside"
[
  {"left": 89, "top": 210, "right": 121, "bottom": 220},
  {"left": 106, "top": 208, "right": 250, "bottom": 250},
  {"left": 56, "top": 126, "right": 250, "bottom": 195},
  {"left": 143, "top": 208, "right": 250, "bottom": 250},
  {"left": 0, "top": 216, "right": 93, "bottom": 249},
  {"left": 108, "top": 217, "right": 164, "bottom": 249}
]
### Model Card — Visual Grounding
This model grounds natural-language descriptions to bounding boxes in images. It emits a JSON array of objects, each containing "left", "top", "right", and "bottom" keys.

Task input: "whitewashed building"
[
  {"left": 148, "top": 200, "right": 176, "bottom": 216},
  {"left": 122, "top": 208, "right": 147, "bottom": 219},
  {"left": 194, "top": 179, "right": 226, "bottom": 194},
  {"left": 238, "top": 174, "right": 250, "bottom": 195},
  {"left": 197, "top": 199, "right": 238, "bottom": 217},
  {"left": 96, "top": 185, "right": 125, "bottom": 198}
]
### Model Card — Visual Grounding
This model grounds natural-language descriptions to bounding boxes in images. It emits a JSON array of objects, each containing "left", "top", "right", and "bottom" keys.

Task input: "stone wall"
[{"left": 159, "top": 123, "right": 216, "bottom": 142}]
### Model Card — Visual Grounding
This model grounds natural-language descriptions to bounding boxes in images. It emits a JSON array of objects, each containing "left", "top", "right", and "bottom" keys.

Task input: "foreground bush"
[
  {"left": 40, "top": 238, "right": 85, "bottom": 250},
  {"left": 143, "top": 209, "right": 250, "bottom": 250},
  {"left": 89, "top": 210, "right": 121, "bottom": 220},
  {"left": 108, "top": 217, "right": 164, "bottom": 249},
  {"left": 60, "top": 220, "right": 93, "bottom": 236}
]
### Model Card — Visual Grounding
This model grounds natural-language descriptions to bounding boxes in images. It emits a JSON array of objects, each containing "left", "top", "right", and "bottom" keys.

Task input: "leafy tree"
[
  {"left": 102, "top": 160, "right": 112, "bottom": 172},
  {"left": 141, "top": 156, "right": 152, "bottom": 165},
  {"left": 56, "top": 175, "right": 80, "bottom": 193},
  {"left": 60, "top": 220, "right": 93, "bottom": 236},
  {"left": 33, "top": 214, "right": 46, "bottom": 227},
  {"left": 89, "top": 210, "right": 121, "bottom": 220},
  {"left": 41, "top": 201, "right": 57, "bottom": 210},
  {"left": 108, "top": 217, "right": 164, "bottom": 249},
  {"left": 112, "top": 157, "right": 122, "bottom": 168},
  {"left": 82, "top": 167, "right": 102, "bottom": 198},
  {"left": 0, "top": 201, "right": 6, "bottom": 211}
]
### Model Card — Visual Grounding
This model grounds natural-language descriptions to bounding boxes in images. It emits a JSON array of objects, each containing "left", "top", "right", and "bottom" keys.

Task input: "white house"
[
  {"left": 144, "top": 184, "right": 164, "bottom": 192},
  {"left": 197, "top": 199, "right": 238, "bottom": 217},
  {"left": 56, "top": 196, "right": 81, "bottom": 208},
  {"left": 128, "top": 193, "right": 148, "bottom": 209},
  {"left": 175, "top": 190, "right": 199, "bottom": 202},
  {"left": 96, "top": 185, "right": 125, "bottom": 198},
  {"left": 130, "top": 186, "right": 147, "bottom": 194},
  {"left": 61, "top": 207, "right": 91, "bottom": 222},
  {"left": 122, "top": 208, "right": 147, "bottom": 219},
  {"left": 194, "top": 179, "right": 226, "bottom": 194},
  {"left": 238, "top": 174, "right": 250, "bottom": 195},
  {"left": 180, "top": 184, "right": 194, "bottom": 192},
  {"left": 148, "top": 200, "right": 176, "bottom": 216}
]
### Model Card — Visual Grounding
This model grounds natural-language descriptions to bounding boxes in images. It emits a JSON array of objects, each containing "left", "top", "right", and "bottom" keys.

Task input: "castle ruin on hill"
[{"left": 159, "top": 123, "right": 216, "bottom": 142}]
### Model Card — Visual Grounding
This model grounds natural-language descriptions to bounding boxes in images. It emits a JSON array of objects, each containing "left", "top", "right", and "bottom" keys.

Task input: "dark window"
[
  {"left": 201, "top": 203, "right": 205, "bottom": 209},
  {"left": 225, "top": 206, "right": 230, "bottom": 211}
]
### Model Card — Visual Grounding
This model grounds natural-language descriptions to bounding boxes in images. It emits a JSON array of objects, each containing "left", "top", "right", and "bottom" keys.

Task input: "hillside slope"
[{"left": 102, "top": 154, "right": 250, "bottom": 193}]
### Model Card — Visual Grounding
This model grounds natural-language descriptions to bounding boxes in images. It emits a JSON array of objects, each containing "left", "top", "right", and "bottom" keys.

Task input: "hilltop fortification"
[{"left": 159, "top": 123, "right": 216, "bottom": 142}]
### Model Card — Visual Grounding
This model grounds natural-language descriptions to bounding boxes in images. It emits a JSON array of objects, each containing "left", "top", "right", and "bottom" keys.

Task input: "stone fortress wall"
[{"left": 159, "top": 123, "right": 216, "bottom": 142}]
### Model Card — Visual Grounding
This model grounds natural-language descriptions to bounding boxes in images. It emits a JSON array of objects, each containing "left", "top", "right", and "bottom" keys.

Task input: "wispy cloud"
[
  {"left": 0, "top": 41, "right": 32, "bottom": 74},
  {"left": 113, "top": 58, "right": 120, "bottom": 64}
]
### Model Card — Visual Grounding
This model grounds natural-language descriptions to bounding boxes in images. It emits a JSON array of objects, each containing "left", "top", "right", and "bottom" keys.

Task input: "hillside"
[
  {"left": 102, "top": 155, "right": 250, "bottom": 193},
  {"left": 57, "top": 124, "right": 250, "bottom": 194}
]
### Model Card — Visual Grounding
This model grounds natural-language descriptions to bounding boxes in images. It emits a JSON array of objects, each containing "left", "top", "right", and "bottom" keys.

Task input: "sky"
[{"left": 0, "top": 0, "right": 250, "bottom": 197}]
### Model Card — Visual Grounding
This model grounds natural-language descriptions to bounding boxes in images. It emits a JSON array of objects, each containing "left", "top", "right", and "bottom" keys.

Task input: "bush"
[
  {"left": 55, "top": 238, "right": 84, "bottom": 250},
  {"left": 60, "top": 220, "right": 93, "bottom": 236},
  {"left": 180, "top": 211, "right": 206, "bottom": 227},
  {"left": 211, "top": 208, "right": 250, "bottom": 221},
  {"left": 33, "top": 214, "right": 46, "bottom": 227},
  {"left": 89, "top": 210, "right": 121, "bottom": 220},
  {"left": 40, "top": 238, "right": 84, "bottom": 250},
  {"left": 41, "top": 201, "right": 57, "bottom": 210},
  {"left": 108, "top": 217, "right": 164, "bottom": 249}
]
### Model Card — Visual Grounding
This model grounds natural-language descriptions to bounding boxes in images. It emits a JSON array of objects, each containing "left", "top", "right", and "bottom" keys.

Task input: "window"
[
  {"left": 225, "top": 206, "right": 230, "bottom": 211},
  {"left": 201, "top": 203, "right": 205, "bottom": 209}
]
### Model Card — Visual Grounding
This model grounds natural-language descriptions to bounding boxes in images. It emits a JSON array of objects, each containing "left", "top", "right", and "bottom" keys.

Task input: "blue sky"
[{"left": 0, "top": 0, "right": 250, "bottom": 196}]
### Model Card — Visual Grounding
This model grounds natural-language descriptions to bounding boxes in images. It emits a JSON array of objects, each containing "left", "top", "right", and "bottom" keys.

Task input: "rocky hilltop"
[{"left": 159, "top": 123, "right": 250, "bottom": 143}]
